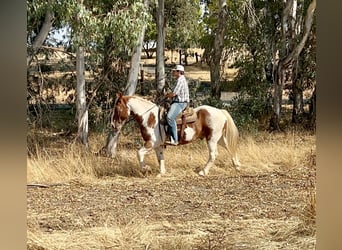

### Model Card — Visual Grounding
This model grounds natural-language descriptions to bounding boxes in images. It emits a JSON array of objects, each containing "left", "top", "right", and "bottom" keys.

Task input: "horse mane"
[{"left": 130, "top": 95, "right": 156, "bottom": 106}]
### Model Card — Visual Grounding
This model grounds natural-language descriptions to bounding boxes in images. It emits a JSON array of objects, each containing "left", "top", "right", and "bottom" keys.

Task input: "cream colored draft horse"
[{"left": 111, "top": 93, "right": 241, "bottom": 176}]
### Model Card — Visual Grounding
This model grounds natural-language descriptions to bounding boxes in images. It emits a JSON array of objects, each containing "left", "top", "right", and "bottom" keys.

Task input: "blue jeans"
[{"left": 166, "top": 102, "right": 188, "bottom": 143}]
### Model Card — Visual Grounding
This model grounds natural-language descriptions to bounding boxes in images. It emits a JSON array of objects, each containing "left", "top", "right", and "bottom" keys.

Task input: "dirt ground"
[{"left": 27, "top": 165, "right": 316, "bottom": 249}]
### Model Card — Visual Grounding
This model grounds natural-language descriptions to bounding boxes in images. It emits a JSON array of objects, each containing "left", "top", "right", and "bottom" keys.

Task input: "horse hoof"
[{"left": 198, "top": 170, "right": 206, "bottom": 176}]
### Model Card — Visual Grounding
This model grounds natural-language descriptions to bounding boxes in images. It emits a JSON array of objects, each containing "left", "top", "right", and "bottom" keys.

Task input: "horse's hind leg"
[
  {"left": 155, "top": 146, "right": 166, "bottom": 177},
  {"left": 199, "top": 140, "right": 217, "bottom": 176}
]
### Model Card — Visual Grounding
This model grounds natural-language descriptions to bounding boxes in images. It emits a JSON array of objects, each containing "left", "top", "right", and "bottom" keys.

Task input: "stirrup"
[{"left": 165, "top": 137, "right": 178, "bottom": 146}]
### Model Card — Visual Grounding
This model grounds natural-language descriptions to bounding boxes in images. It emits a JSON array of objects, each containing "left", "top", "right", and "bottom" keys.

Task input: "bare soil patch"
[{"left": 27, "top": 164, "right": 315, "bottom": 249}]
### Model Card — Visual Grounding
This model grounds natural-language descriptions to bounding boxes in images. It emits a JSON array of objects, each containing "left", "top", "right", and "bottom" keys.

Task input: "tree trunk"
[
  {"left": 103, "top": 0, "right": 150, "bottom": 156},
  {"left": 102, "top": 0, "right": 150, "bottom": 157},
  {"left": 76, "top": 46, "right": 88, "bottom": 147},
  {"left": 27, "top": 6, "right": 54, "bottom": 67},
  {"left": 156, "top": 0, "right": 166, "bottom": 95},
  {"left": 308, "top": 87, "right": 316, "bottom": 129},
  {"left": 292, "top": 78, "right": 304, "bottom": 123},
  {"left": 179, "top": 50, "right": 182, "bottom": 65},
  {"left": 184, "top": 51, "right": 188, "bottom": 65},
  {"left": 282, "top": 0, "right": 316, "bottom": 67},
  {"left": 126, "top": 0, "right": 149, "bottom": 96},
  {"left": 210, "top": 0, "right": 228, "bottom": 99},
  {"left": 269, "top": 0, "right": 316, "bottom": 130},
  {"left": 102, "top": 130, "right": 120, "bottom": 157},
  {"left": 270, "top": 64, "right": 284, "bottom": 131},
  {"left": 75, "top": 0, "right": 88, "bottom": 147}
]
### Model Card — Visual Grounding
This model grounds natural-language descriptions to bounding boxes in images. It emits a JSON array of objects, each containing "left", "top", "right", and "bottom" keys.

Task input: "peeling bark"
[
  {"left": 156, "top": 0, "right": 166, "bottom": 95},
  {"left": 76, "top": 46, "right": 88, "bottom": 147}
]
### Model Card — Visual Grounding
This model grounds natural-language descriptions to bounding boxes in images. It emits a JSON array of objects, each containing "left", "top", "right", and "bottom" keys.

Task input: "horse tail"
[{"left": 220, "top": 109, "right": 239, "bottom": 158}]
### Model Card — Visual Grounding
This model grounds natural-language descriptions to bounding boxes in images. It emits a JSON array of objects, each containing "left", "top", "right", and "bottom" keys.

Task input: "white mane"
[{"left": 127, "top": 96, "right": 157, "bottom": 116}]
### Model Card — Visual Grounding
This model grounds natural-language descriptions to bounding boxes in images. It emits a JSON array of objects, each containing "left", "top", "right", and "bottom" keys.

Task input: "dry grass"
[
  {"left": 238, "top": 131, "right": 315, "bottom": 174},
  {"left": 27, "top": 129, "right": 315, "bottom": 183},
  {"left": 27, "top": 129, "right": 316, "bottom": 249}
]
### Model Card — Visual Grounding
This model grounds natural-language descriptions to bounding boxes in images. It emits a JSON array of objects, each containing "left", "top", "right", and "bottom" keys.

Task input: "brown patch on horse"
[
  {"left": 178, "top": 108, "right": 213, "bottom": 144},
  {"left": 144, "top": 140, "right": 153, "bottom": 149},
  {"left": 147, "top": 112, "right": 156, "bottom": 128},
  {"left": 132, "top": 113, "right": 152, "bottom": 144},
  {"left": 195, "top": 109, "right": 213, "bottom": 140}
]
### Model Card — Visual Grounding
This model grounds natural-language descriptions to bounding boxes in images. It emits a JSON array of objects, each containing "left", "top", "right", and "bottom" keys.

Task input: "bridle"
[{"left": 111, "top": 97, "right": 163, "bottom": 133}]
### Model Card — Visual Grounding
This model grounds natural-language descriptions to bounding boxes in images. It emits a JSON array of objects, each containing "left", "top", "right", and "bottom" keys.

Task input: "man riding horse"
[{"left": 165, "top": 64, "right": 189, "bottom": 145}]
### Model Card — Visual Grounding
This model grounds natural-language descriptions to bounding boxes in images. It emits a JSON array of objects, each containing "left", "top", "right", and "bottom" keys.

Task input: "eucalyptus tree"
[
  {"left": 125, "top": 0, "right": 151, "bottom": 96},
  {"left": 230, "top": 0, "right": 316, "bottom": 130},
  {"left": 269, "top": 0, "right": 316, "bottom": 130},
  {"left": 75, "top": 0, "right": 88, "bottom": 146},
  {"left": 154, "top": 0, "right": 203, "bottom": 95},
  {"left": 164, "top": 0, "right": 203, "bottom": 56},
  {"left": 31, "top": 0, "right": 153, "bottom": 152},
  {"left": 27, "top": 0, "right": 75, "bottom": 66},
  {"left": 71, "top": 0, "right": 152, "bottom": 154},
  {"left": 200, "top": 0, "right": 259, "bottom": 99},
  {"left": 200, "top": 0, "right": 316, "bottom": 130},
  {"left": 27, "top": 0, "right": 152, "bottom": 147}
]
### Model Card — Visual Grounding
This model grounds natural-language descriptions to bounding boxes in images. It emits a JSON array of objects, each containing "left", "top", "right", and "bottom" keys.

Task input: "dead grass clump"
[
  {"left": 27, "top": 142, "right": 97, "bottom": 183},
  {"left": 238, "top": 131, "right": 315, "bottom": 174},
  {"left": 295, "top": 175, "right": 316, "bottom": 238},
  {"left": 27, "top": 218, "right": 198, "bottom": 250},
  {"left": 27, "top": 220, "right": 152, "bottom": 250},
  {"left": 195, "top": 226, "right": 228, "bottom": 250},
  {"left": 298, "top": 146, "right": 316, "bottom": 237}
]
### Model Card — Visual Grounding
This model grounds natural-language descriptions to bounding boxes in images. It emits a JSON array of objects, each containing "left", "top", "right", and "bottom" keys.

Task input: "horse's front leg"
[
  {"left": 137, "top": 142, "right": 153, "bottom": 174},
  {"left": 154, "top": 146, "right": 166, "bottom": 177}
]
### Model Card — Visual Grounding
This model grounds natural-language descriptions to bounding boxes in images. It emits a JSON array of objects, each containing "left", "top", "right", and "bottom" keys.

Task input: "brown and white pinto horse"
[{"left": 111, "top": 93, "right": 241, "bottom": 176}]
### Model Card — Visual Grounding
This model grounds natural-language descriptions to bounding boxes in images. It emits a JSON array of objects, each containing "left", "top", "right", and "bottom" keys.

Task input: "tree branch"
[
  {"left": 41, "top": 45, "right": 76, "bottom": 58},
  {"left": 283, "top": 0, "right": 316, "bottom": 66},
  {"left": 27, "top": 8, "right": 55, "bottom": 67}
]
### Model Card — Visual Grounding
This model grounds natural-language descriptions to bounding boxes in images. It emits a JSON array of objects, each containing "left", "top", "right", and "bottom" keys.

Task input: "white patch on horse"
[
  {"left": 128, "top": 97, "right": 158, "bottom": 133},
  {"left": 200, "top": 105, "right": 225, "bottom": 131},
  {"left": 184, "top": 126, "right": 196, "bottom": 141}
]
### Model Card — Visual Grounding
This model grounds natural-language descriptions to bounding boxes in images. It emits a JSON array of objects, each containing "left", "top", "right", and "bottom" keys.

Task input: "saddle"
[
  {"left": 159, "top": 105, "right": 197, "bottom": 143},
  {"left": 176, "top": 107, "right": 197, "bottom": 124},
  {"left": 159, "top": 106, "right": 196, "bottom": 125}
]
